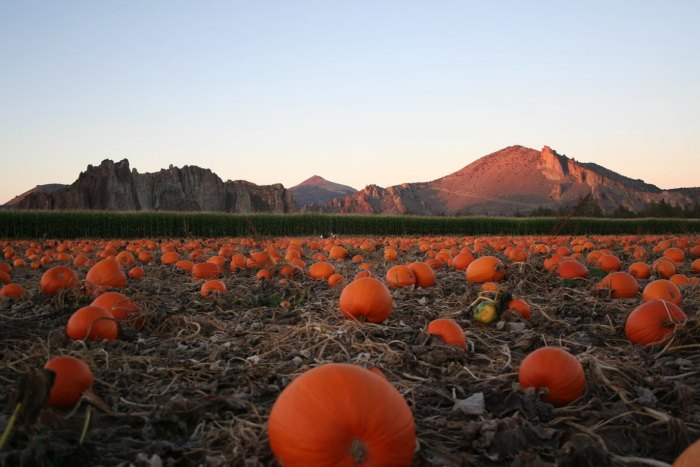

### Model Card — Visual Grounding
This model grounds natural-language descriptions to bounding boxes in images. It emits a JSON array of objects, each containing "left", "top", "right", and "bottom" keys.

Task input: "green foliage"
[{"left": 1, "top": 210, "right": 700, "bottom": 239}]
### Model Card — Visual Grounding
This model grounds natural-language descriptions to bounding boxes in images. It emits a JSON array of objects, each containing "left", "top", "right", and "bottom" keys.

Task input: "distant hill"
[
  {"left": 289, "top": 175, "right": 357, "bottom": 208},
  {"left": 4, "top": 184, "right": 68, "bottom": 207}
]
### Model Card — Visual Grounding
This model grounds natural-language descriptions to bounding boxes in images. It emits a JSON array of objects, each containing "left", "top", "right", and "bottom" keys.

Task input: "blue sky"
[{"left": 2, "top": 1, "right": 699, "bottom": 203}]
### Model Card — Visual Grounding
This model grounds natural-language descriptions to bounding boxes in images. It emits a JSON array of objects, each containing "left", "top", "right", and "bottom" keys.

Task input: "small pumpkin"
[
  {"left": 91, "top": 291, "right": 140, "bottom": 322},
  {"left": 426, "top": 318, "right": 466, "bottom": 349},
  {"left": 673, "top": 438, "right": 700, "bottom": 467},
  {"left": 339, "top": 277, "right": 392, "bottom": 323},
  {"left": 66, "top": 305, "right": 118, "bottom": 341},
  {"left": 191, "top": 262, "right": 221, "bottom": 280},
  {"left": 268, "top": 363, "right": 415, "bottom": 466},
  {"left": 451, "top": 251, "right": 475, "bottom": 270},
  {"left": 474, "top": 300, "right": 499, "bottom": 324},
  {"left": 327, "top": 273, "right": 345, "bottom": 287},
  {"left": 507, "top": 298, "right": 531, "bottom": 320},
  {"left": 628, "top": 262, "right": 651, "bottom": 279},
  {"left": 40, "top": 266, "right": 79, "bottom": 295},
  {"left": 44, "top": 356, "right": 94, "bottom": 408},
  {"left": 625, "top": 299, "right": 687, "bottom": 345},
  {"left": 518, "top": 347, "right": 585, "bottom": 406}
]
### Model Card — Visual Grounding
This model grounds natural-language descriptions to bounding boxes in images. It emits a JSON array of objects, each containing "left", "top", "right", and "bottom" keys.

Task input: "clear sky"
[{"left": 2, "top": 1, "right": 699, "bottom": 203}]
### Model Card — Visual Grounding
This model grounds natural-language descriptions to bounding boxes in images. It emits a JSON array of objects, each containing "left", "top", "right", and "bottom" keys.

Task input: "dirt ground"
[{"left": 1, "top": 236, "right": 698, "bottom": 466}]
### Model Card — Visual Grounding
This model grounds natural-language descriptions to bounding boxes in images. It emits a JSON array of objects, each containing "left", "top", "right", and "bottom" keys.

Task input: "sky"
[{"left": 1, "top": 1, "right": 699, "bottom": 203}]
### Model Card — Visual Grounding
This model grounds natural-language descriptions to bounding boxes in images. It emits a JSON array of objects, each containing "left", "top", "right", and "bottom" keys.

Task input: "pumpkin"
[
  {"left": 268, "top": 363, "right": 415, "bottom": 466},
  {"left": 426, "top": 318, "right": 466, "bottom": 349},
  {"left": 673, "top": 438, "right": 700, "bottom": 467},
  {"left": 40, "top": 266, "right": 79, "bottom": 295},
  {"left": 327, "top": 273, "right": 345, "bottom": 287},
  {"left": 44, "top": 356, "right": 94, "bottom": 408},
  {"left": 451, "top": 251, "right": 475, "bottom": 270},
  {"left": 191, "top": 262, "right": 221, "bottom": 280},
  {"left": 256, "top": 269, "right": 272, "bottom": 280},
  {"left": 339, "top": 277, "right": 392, "bottom": 323},
  {"left": 595, "top": 271, "right": 639, "bottom": 298},
  {"left": 474, "top": 300, "right": 498, "bottom": 324},
  {"left": 328, "top": 246, "right": 348, "bottom": 260},
  {"left": 662, "top": 247, "right": 685, "bottom": 263},
  {"left": 466, "top": 256, "right": 505, "bottom": 283},
  {"left": 249, "top": 251, "right": 269, "bottom": 268},
  {"left": 385, "top": 265, "right": 416, "bottom": 288},
  {"left": 690, "top": 258, "right": 700, "bottom": 274},
  {"left": 66, "top": 305, "right": 118, "bottom": 341},
  {"left": 481, "top": 281, "right": 499, "bottom": 292},
  {"left": 86, "top": 258, "right": 127, "bottom": 290},
  {"left": 628, "top": 262, "right": 651, "bottom": 279},
  {"left": 625, "top": 299, "right": 687, "bottom": 345},
  {"left": 200, "top": 279, "right": 227, "bottom": 297},
  {"left": 653, "top": 257, "right": 677, "bottom": 279},
  {"left": 0, "top": 283, "right": 24, "bottom": 299},
  {"left": 407, "top": 262, "right": 436, "bottom": 287},
  {"left": 507, "top": 298, "right": 531, "bottom": 320},
  {"left": 597, "top": 254, "right": 621, "bottom": 272},
  {"left": 383, "top": 248, "right": 398, "bottom": 261},
  {"left": 128, "top": 266, "right": 145, "bottom": 279},
  {"left": 642, "top": 279, "right": 682, "bottom": 306},
  {"left": 91, "top": 291, "right": 139, "bottom": 320},
  {"left": 518, "top": 347, "right": 585, "bottom": 406},
  {"left": 115, "top": 251, "right": 135, "bottom": 266},
  {"left": 556, "top": 260, "right": 589, "bottom": 279},
  {"left": 309, "top": 261, "right": 336, "bottom": 280},
  {"left": 160, "top": 251, "right": 180, "bottom": 265},
  {"left": 0, "top": 270, "right": 10, "bottom": 285}
]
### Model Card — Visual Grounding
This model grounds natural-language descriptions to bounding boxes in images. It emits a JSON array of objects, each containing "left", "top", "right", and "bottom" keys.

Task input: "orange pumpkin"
[
  {"left": 268, "top": 363, "right": 415, "bottom": 466},
  {"left": 653, "top": 257, "right": 677, "bottom": 279},
  {"left": 673, "top": 438, "right": 700, "bottom": 467},
  {"left": 628, "top": 262, "right": 651, "bottom": 280},
  {"left": 66, "top": 306, "right": 118, "bottom": 341},
  {"left": 507, "top": 298, "right": 531, "bottom": 320},
  {"left": 385, "top": 265, "right": 416, "bottom": 288},
  {"left": 426, "top": 318, "right": 466, "bottom": 349},
  {"left": 308, "top": 261, "right": 336, "bottom": 280},
  {"left": 339, "top": 277, "right": 392, "bottom": 323},
  {"left": 690, "top": 258, "right": 700, "bottom": 274},
  {"left": 191, "top": 262, "right": 221, "bottom": 280},
  {"left": 91, "top": 291, "right": 141, "bottom": 324},
  {"left": 556, "top": 260, "right": 589, "bottom": 279},
  {"left": 200, "top": 279, "right": 227, "bottom": 297},
  {"left": 327, "top": 273, "right": 345, "bottom": 287},
  {"left": 597, "top": 254, "right": 621, "bottom": 272},
  {"left": 451, "top": 251, "right": 475, "bottom": 270},
  {"left": 0, "top": 283, "right": 24, "bottom": 299},
  {"left": 642, "top": 279, "right": 682, "bottom": 306},
  {"left": 40, "top": 266, "right": 79, "bottom": 295},
  {"left": 518, "top": 347, "right": 585, "bottom": 406},
  {"left": 625, "top": 299, "right": 686, "bottom": 345},
  {"left": 160, "top": 251, "right": 180, "bottom": 265},
  {"left": 128, "top": 266, "right": 145, "bottom": 279},
  {"left": 86, "top": 258, "right": 127, "bottom": 290},
  {"left": 595, "top": 271, "right": 639, "bottom": 298},
  {"left": 44, "top": 356, "right": 94, "bottom": 408},
  {"left": 466, "top": 256, "right": 505, "bottom": 283},
  {"left": 407, "top": 262, "right": 436, "bottom": 287},
  {"left": 328, "top": 246, "right": 348, "bottom": 260}
]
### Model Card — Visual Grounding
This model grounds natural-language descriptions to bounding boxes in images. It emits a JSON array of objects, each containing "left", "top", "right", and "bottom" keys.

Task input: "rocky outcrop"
[
  {"left": 290, "top": 175, "right": 357, "bottom": 208},
  {"left": 320, "top": 145, "right": 699, "bottom": 216},
  {"left": 17, "top": 159, "right": 295, "bottom": 213},
  {"left": 4, "top": 184, "right": 68, "bottom": 208}
]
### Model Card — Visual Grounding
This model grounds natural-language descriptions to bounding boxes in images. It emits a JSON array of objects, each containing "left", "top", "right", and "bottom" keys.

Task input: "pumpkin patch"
[{"left": 0, "top": 233, "right": 698, "bottom": 465}]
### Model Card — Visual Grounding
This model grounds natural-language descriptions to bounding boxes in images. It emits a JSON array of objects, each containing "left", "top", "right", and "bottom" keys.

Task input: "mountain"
[
  {"left": 15, "top": 159, "right": 295, "bottom": 213},
  {"left": 289, "top": 175, "right": 357, "bottom": 208},
  {"left": 3, "top": 184, "right": 68, "bottom": 208},
  {"left": 8, "top": 146, "right": 698, "bottom": 215},
  {"left": 323, "top": 145, "right": 699, "bottom": 216}
]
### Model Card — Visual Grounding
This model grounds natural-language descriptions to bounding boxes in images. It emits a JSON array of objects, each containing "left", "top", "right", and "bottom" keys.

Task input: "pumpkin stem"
[{"left": 350, "top": 438, "right": 368, "bottom": 464}]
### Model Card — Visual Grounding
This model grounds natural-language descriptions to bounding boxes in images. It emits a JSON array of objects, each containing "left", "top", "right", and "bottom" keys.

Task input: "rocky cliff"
[
  {"left": 324, "top": 146, "right": 699, "bottom": 216},
  {"left": 17, "top": 159, "right": 295, "bottom": 213}
]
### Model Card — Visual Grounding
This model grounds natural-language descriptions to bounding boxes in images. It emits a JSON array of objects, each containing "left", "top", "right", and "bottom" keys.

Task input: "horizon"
[{"left": 2, "top": 1, "right": 700, "bottom": 203}]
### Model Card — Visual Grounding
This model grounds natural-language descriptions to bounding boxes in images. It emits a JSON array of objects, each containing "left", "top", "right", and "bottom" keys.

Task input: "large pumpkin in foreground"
[
  {"left": 518, "top": 347, "right": 585, "bottom": 406},
  {"left": 268, "top": 363, "right": 415, "bottom": 466},
  {"left": 339, "top": 277, "right": 392, "bottom": 323}
]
